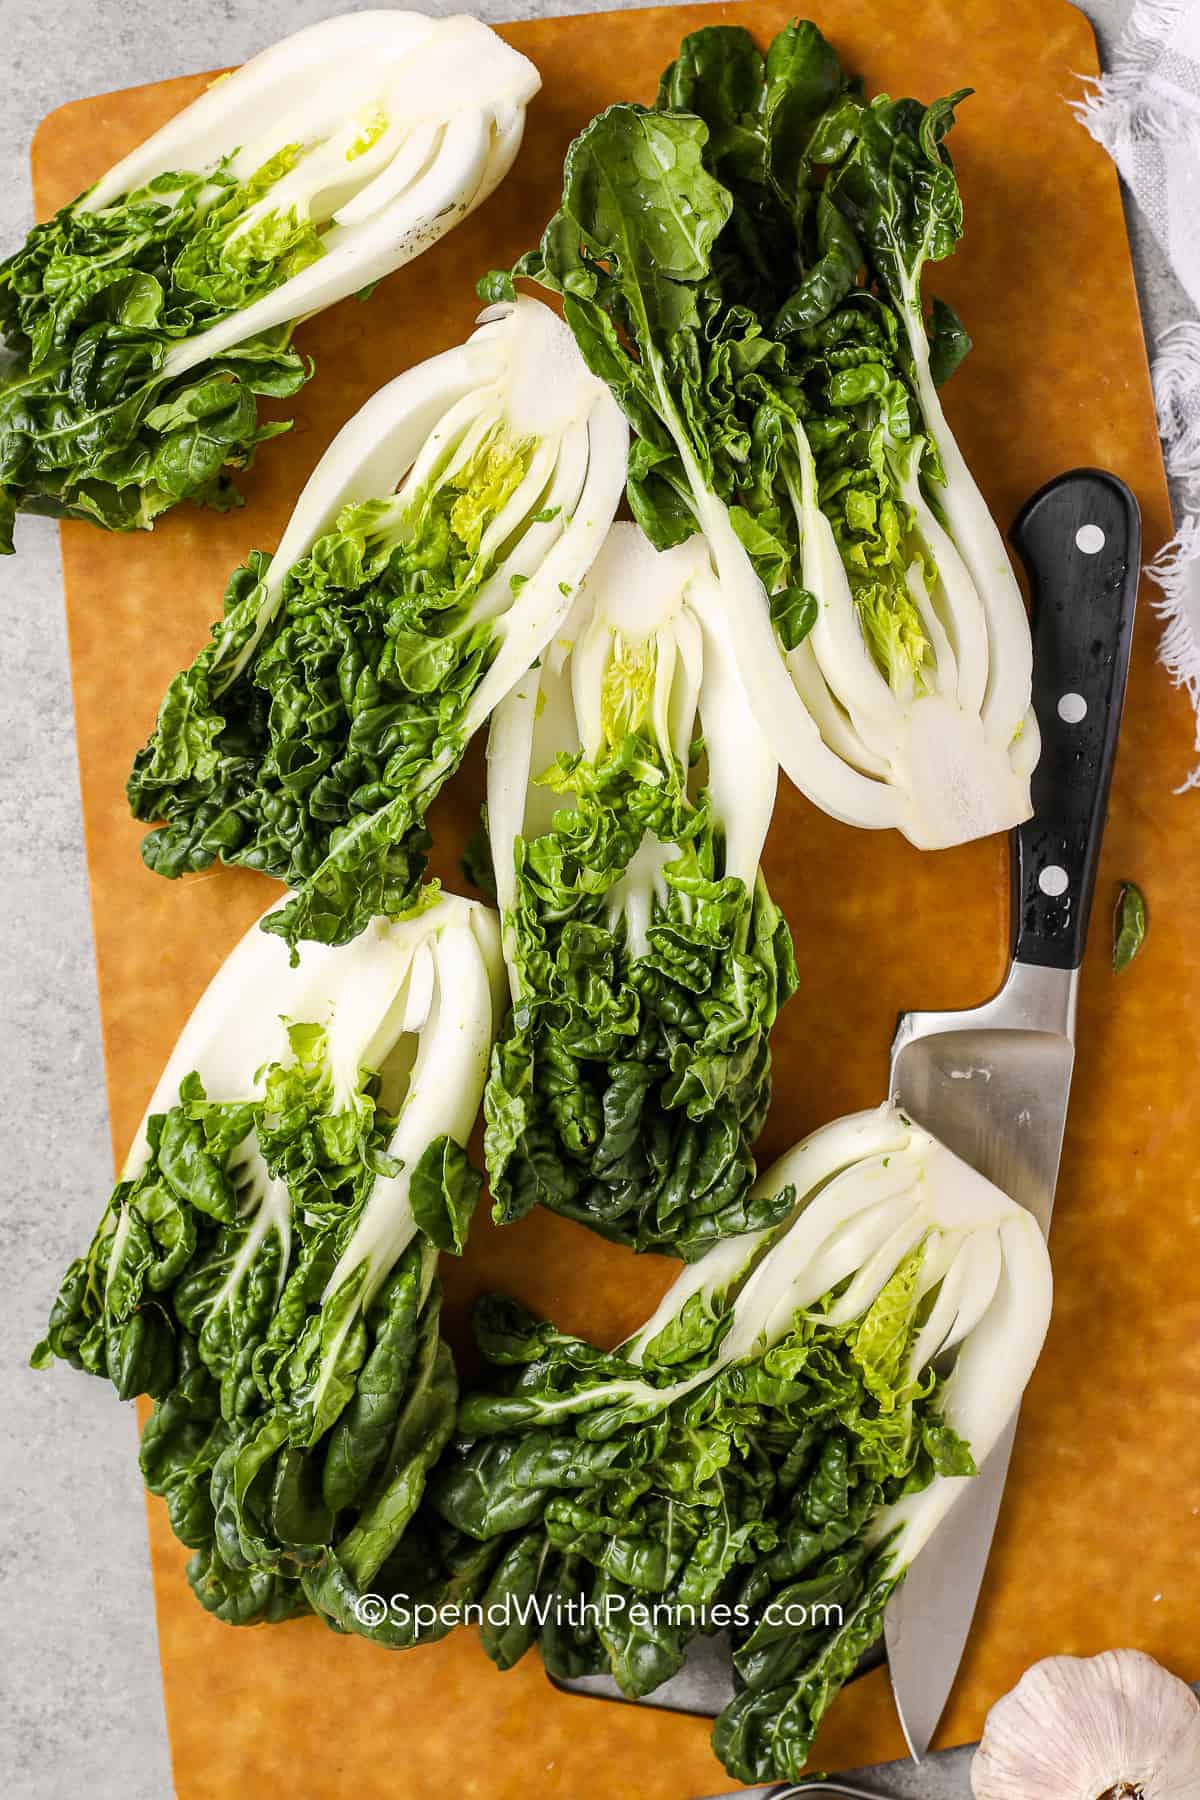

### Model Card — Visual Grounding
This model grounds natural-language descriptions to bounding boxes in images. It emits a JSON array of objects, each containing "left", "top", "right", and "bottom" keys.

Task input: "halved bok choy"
[
  {"left": 128, "top": 296, "right": 628, "bottom": 955},
  {"left": 502, "top": 25, "right": 1038, "bottom": 848},
  {"left": 484, "top": 522, "right": 796, "bottom": 1256},
  {"left": 426, "top": 1103, "right": 1052, "bottom": 1784},
  {"left": 0, "top": 11, "right": 539, "bottom": 548},
  {"left": 33, "top": 890, "right": 507, "bottom": 1630}
]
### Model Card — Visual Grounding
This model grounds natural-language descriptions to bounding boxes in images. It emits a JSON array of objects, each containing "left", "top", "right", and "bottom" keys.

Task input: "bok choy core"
[
  {"left": 423, "top": 1104, "right": 1052, "bottom": 1783},
  {"left": 33, "top": 890, "right": 507, "bottom": 1632},
  {"left": 484, "top": 522, "right": 797, "bottom": 1255},
  {"left": 128, "top": 297, "right": 628, "bottom": 956},
  {"left": 492, "top": 21, "right": 1039, "bottom": 848},
  {"left": 0, "top": 11, "right": 539, "bottom": 550}
]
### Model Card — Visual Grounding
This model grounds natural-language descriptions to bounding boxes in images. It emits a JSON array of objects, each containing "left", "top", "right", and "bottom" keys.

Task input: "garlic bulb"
[{"left": 971, "top": 1650, "right": 1200, "bottom": 1799}]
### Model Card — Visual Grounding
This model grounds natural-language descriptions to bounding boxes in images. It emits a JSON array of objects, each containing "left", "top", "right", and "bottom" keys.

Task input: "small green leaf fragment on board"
[{"left": 1113, "top": 881, "right": 1147, "bottom": 973}]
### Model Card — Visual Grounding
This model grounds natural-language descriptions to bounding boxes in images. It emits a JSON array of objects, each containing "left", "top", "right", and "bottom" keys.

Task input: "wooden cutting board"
[{"left": 30, "top": 1, "right": 1200, "bottom": 1793}]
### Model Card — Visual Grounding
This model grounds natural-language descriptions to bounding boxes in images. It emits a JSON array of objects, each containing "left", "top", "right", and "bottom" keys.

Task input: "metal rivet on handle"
[
  {"left": 1075, "top": 523, "right": 1105, "bottom": 554},
  {"left": 1057, "top": 692, "right": 1088, "bottom": 723},
  {"left": 1038, "top": 865, "right": 1069, "bottom": 897}
]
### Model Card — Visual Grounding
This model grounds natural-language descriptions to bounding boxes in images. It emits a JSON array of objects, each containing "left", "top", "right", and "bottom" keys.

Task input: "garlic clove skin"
[{"left": 971, "top": 1649, "right": 1200, "bottom": 1799}]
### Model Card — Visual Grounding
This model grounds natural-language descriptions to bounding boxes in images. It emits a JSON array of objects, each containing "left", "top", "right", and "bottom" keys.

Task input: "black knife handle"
[{"left": 1007, "top": 469, "right": 1140, "bottom": 971}]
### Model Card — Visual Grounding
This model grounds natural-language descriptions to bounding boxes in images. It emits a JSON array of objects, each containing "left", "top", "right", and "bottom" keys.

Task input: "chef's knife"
[{"left": 883, "top": 468, "right": 1140, "bottom": 1758}]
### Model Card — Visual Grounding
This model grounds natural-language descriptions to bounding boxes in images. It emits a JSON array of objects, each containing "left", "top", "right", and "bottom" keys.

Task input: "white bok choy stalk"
[
  {"left": 429, "top": 1103, "right": 1051, "bottom": 1785},
  {"left": 483, "top": 522, "right": 797, "bottom": 1258},
  {"left": 754, "top": 402, "right": 1039, "bottom": 849},
  {"left": 0, "top": 13, "right": 539, "bottom": 548},
  {"left": 34, "top": 890, "right": 507, "bottom": 1633},
  {"left": 128, "top": 296, "right": 629, "bottom": 956},
  {"left": 85, "top": 13, "right": 540, "bottom": 378},
  {"left": 627, "top": 1105, "right": 1052, "bottom": 1519}
]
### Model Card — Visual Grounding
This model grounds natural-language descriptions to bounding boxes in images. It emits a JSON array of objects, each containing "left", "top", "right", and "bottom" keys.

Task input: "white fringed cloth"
[{"left": 1076, "top": 0, "right": 1200, "bottom": 786}]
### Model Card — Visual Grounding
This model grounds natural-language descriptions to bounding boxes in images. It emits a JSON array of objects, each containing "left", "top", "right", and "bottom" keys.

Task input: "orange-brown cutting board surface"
[{"left": 30, "top": 1, "right": 1200, "bottom": 1794}]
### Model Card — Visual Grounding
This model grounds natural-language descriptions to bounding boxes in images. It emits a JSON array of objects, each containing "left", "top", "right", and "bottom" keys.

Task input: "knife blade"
[{"left": 883, "top": 469, "right": 1141, "bottom": 1758}]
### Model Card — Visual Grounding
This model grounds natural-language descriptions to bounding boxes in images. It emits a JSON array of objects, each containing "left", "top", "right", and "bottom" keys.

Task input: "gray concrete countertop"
[{"left": 0, "top": 2, "right": 1187, "bottom": 1796}]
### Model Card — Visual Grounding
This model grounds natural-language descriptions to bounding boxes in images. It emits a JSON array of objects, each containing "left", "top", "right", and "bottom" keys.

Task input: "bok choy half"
[
  {"left": 33, "top": 890, "right": 507, "bottom": 1633},
  {"left": 484, "top": 522, "right": 797, "bottom": 1256},
  {"left": 128, "top": 297, "right": 628, "bottom": 957},
  {"left": 422, "top": 1104, "right": 1052, "bottom": 1784},
  {"left": 0, "top": 12, "right": 539, "bottom": 550},
  {"left": 492, "top": 20, "right": 1039, "bottom": 849}
]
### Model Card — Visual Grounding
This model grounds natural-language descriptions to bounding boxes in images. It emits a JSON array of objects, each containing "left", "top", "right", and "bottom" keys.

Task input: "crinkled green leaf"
[
  {"left": 486, "top": 765, "right": 797, "bottom": 1255},
  {"left": 0, "top": 151, "right": 318, "bottom": 547},
  {"left": 130, "top": 440, "right": 530, "bottom": 953}
]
